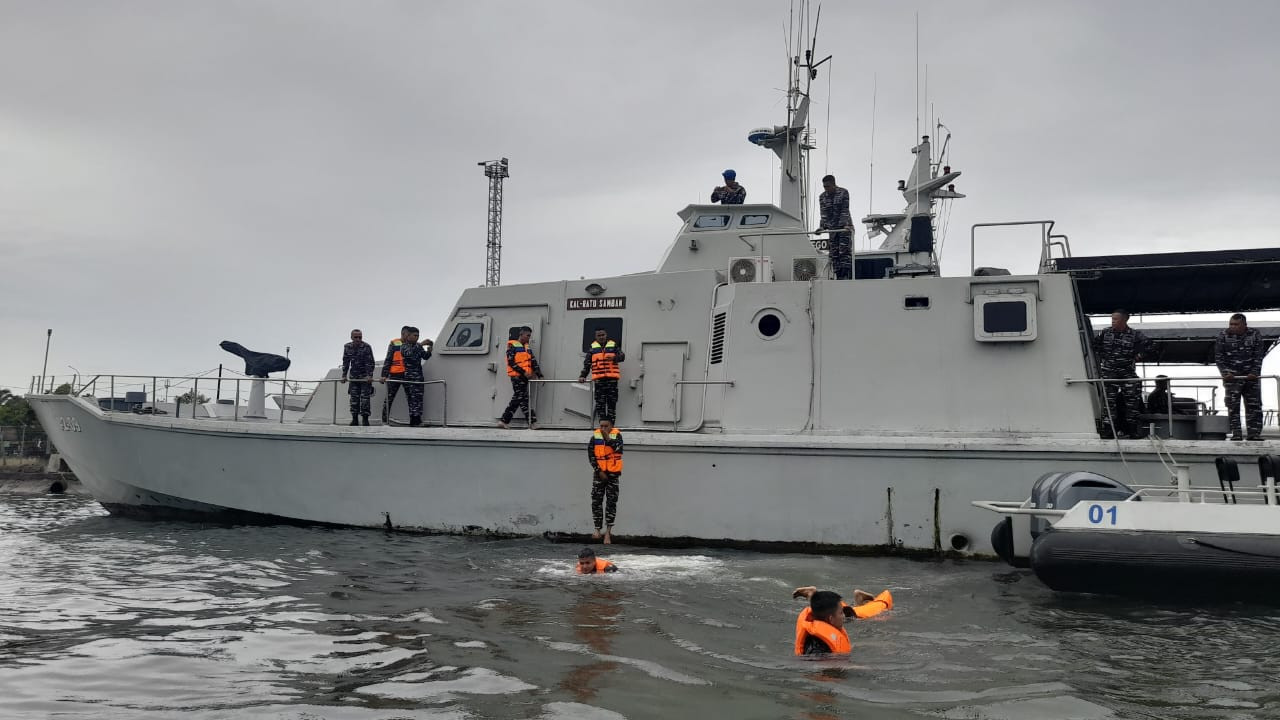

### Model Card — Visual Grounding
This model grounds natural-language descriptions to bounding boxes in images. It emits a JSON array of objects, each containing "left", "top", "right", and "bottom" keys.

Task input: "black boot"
[
  {"left": 361, "top": 415, "right": 370, "bottom": 426},
  {"left": 409, "top": 415, "right": 422, "bottom": 427},
  {"left": 349, "top": 417, "right": 359, "bottom": 426}
]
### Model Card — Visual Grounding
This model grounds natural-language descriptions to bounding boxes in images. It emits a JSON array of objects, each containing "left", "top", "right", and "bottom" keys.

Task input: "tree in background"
[
  {"left": 53, "top": 384, "right": 73, "bottom": 395},
  {"left": 176, "top": 391, "right": 210, "bottom": 405}
]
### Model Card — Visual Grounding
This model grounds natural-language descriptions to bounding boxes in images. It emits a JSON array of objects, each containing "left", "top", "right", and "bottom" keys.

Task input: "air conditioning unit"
[
  {"left": 791, "top": 256, "right": 828, "bottom": 281},
  {"left": 728, "top": 256, "right": 773, "bottom": 283}
]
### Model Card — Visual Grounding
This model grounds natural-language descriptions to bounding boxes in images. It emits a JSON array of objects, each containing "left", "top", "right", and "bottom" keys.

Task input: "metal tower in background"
[{"left": 478, "top": 158, "right": 510, "bottom": 287}]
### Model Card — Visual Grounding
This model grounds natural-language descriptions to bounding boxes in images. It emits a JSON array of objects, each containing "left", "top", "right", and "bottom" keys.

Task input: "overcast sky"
[{"left": 3, "top": 0, "right": 1278, "bottom": 395}]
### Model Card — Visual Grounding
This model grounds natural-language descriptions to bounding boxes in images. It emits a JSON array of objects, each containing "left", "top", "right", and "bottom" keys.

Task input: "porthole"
[{"left": 754, "top": 309, "right": 784, "bottom": 339}]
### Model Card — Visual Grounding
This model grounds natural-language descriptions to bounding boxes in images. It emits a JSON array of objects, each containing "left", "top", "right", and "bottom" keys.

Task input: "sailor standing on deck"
[
  {"left": 380, "top": 326, "right": 433, "bottom": 427},
  {"left": 1092, "top": 310, "right": 1152, "bottom": 439},
  {"left": 579, "top": 328, "right": 625, "bottom": 423},
  {"left": 499, "top": 326, "right": 543, "bottom": 429},
  {"left": 816, "top": 175, "right": 854, "bottom": 280},
  {"left": 340, "top": 329, "right": 376, "bottom": 426},
  {"left": 1216, "top": 313, "right": 1268, "bottom": 441},
  {"left": 588, "top": 419, "right": 623, "bottom": 544},
  {"left": 710, "top": 169, "right": 746, "bottom": 205}
]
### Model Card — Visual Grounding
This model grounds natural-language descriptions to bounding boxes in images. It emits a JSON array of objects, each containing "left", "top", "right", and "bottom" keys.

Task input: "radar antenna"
[{"left": 478, "top": 158, "right": 510, "bottom": 287}]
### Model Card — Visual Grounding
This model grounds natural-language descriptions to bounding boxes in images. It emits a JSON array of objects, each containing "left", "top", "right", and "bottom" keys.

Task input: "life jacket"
[
  {"left": 507, "top": 340, "right": 533, "bottom": 377},
  {"left": 850, "top": 590, "right": 893, "bottom": 619},
  {"left": 588, "top": 340, "right": 621, "bottom": 380},
  {"left": 388, "top": 339, "right": 406, "bottom": 375},
  {"left": 576, "top": 558, "right": 615, "bottom": 574},
  {"left": 592, "top": 429, "right": 623, "bottom": 473},
  {"left": 793, "top": 608, "right": 852, "bottom": 655}
]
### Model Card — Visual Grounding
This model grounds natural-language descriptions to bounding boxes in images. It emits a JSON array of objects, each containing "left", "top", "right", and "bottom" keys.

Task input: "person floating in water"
[
  {"left": 576, "top": 547, "right": 618, "bottom": 574},
  {"left": 792, "top": 585, "right": 893, "bottom": 656}
]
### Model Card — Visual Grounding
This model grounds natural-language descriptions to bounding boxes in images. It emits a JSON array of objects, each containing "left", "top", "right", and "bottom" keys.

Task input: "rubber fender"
[{"left": 990, "top": 517, "right": 1030, "bottom": 569}]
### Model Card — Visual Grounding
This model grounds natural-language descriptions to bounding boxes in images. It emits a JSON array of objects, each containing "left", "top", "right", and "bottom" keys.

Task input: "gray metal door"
[{"left": 640, "top": 342, "right": 687, "bottom": 423}]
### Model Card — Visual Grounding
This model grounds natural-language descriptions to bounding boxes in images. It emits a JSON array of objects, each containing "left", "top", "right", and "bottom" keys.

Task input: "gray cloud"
[{"left": 2, "top": 0, "right": 1277, "bottom": 391}]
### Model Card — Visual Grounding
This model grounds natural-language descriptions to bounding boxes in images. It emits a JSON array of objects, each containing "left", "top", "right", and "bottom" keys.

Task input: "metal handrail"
[
  {"left": 1066, "top": 374, "right": 1279, "bottom": 437},
  {"left": 57, "top": 373, "right": 448, "bottom": 427},
  {"left": 528, "top": 378, "right": 595, "bottom": 429},
  {"left": 671, "top": 380, "right": 735, "bottom": 431},
  {"left": 969, "top": 220, "right": 1057, "bottom": 275}
]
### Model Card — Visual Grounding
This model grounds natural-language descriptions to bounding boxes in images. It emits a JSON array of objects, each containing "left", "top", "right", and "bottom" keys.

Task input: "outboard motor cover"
[{"left": 1029, "top": 471, "right": 1134, "bottom": 538}]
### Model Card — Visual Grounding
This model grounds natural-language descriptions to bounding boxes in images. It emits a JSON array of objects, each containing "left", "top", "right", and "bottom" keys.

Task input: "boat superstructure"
[{"left": 26, "top": 25, "right": 1280, "bottom": 556}]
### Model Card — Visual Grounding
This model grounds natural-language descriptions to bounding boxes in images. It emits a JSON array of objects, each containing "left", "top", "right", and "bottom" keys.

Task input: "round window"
[{"left": 756, "top": 312, "right": 783, "bottom": 339}]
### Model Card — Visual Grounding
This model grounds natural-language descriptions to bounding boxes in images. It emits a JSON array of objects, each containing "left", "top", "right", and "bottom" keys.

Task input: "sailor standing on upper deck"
[
  {"left": 380, "top": 326, "right": 433, "bottom": 427},
  {"left": 817, "top": 175, "right": 854, "bottom": 280},
  {"left": 710, "top": 169, "right": 746, "bottom": 205},
  {"left": 1092, "top": 310, "right": 1152, "bottom": 439},
  {"left": 340, "top": 329, "right": 375, "bottom": 426},
  {"left": 579, "top": 328, "right": 625, "bottom": 423},
  {"left": 1216, "top": 313, "right": 1268, "bottom": 441},
  {"left": 499, "top": 326, "right": 543, "bottom": 429}
]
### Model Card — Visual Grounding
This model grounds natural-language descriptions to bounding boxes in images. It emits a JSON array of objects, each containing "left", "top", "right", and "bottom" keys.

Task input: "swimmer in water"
[
  {"left": 575, "top": 547, "right": 618, "bottom": 574},
  {"left": 791, "top": 585, "right": 893, "bottom": 655}
]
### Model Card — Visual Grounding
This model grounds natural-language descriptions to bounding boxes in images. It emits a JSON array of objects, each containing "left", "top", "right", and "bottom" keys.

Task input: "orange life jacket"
[
  {"left": 592, "top": 429, "right": 623, "bottom": 473},
  {"left": 507, "top": 340, "right": 534, "bottom": 377},
  {"left": 588, "top": 340, "right": 621, "bottom": 380},
  {"left": 794, "top": 608, "right": 852, "bottom": 655},
  {"left": 388, "top": 339, "right": 406, "bottom": 375},
  {"left": 576, "top": 558, "right": 615, "bottom": 574},
  {"left": 850, "top": 590, "right": 893, "bottom": 619}
]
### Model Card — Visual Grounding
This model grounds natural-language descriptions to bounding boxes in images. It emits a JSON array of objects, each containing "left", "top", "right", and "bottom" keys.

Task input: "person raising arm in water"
[{"left": 792, "top": 585, "right": 893, "bottom": 656}]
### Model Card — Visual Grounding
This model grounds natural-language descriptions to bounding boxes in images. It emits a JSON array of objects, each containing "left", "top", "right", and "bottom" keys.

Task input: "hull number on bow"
[
  {"left": 1087, "top": 504, "right": 1117, "bottom": 525},
  {"left": 57, "top": 417, "right": 82, "bottom": 433}
]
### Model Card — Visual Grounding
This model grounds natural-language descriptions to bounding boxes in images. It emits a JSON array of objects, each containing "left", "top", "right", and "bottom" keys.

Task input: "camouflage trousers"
[
  {"left": 347, "top": 381, "right": 374, "bottom": 418},
  {"left": 1102, "top": 376, "right": 1143, "bottom": 437},
  {"left": 1225, "top": 379, "right": 1263, "bottom": 439},
  {"left": 384, "top": 378, "right": 425, "bottom": 420},
  {"left": 502, "top": 377, "right": 536, "bottom": 424},
  {"left": 829, "top": 231, "right": 852, "bottom": 280},
  {"left": 593, "top": 378, "right": 619, "bottom": 422},
  {"left": 591, "top": 471, "right": 620, "bottom": 529}
]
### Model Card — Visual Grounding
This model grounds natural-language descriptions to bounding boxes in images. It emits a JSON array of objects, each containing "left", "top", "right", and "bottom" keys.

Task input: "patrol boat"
[{"left": 26, "top": 37, "right": 1280, "bottom": 556}]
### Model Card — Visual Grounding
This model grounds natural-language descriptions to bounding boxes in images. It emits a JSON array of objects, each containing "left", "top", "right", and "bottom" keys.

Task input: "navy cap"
[{"left": 722, "top": 169, "right": 736, "bottom": 180}]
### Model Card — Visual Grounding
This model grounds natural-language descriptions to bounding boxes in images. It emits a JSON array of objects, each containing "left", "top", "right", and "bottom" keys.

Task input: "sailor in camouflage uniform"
[
  {"left": 1092, "top": 309, "right": 1153, "bottom": 438},
  {"left": 817, "top": 175, "right": 853, "bottom": 280},
  {"left": 340, "top": 328, "right": 376, "bottom": 426},
  {"left": 1216, "top": 313, "right": 1268, "bottom": 441},
  {"left": 499, "top": 326, "right": 543, "bottom": 429},
  {"left": 380, "top": 326, "right": 433, "bottom": 427},
  {"left": 587, "top": 418, "right": 624, "bottom": 544},
  {"left": 579, "top": 328, "right": 625, "bottom": 423},
  {"left": 710, "top": 169, "right": 746, "bottom": 204}
]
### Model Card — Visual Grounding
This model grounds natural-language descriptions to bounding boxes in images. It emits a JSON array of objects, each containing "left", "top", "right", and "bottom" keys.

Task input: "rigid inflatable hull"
[{"left": 1031, "top": 528, "right": 1280, "bottom": 599}]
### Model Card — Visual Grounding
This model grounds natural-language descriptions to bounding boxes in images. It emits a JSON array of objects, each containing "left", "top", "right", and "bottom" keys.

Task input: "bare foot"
[
  {"left": 602, "top": 531, "right": 613, "bottom": 545},
  {"left": 496, "top": 421, "right": 508, "bottom": 429},
  {"left": 591, "top": 529, "right": 601, "bottom": 540}
]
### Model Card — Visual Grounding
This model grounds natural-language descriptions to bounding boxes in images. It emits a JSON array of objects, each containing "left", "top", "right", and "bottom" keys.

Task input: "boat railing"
[
  {"left": 66, "top": 374, "right": 449, "bottom": 427},
  {"left": 528, "top": 378, "right": 594, "bottom": 429},
  {"left": 1063, "top": 374, "right": 1280, "bottom": 438},
  {"left": 969, "top": 220, "right": 1066, "bottom": 275},
  {"left": 974, "top": 483, "right": 1279, "bottom": 517}
]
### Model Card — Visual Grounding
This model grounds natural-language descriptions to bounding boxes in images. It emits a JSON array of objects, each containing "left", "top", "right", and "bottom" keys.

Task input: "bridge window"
[
  {"left": 438, "top": 316, "right": 491, "bottom": 355},
  {"left": 740, "top": 214, "right": 770, "bottom": 227},
  {"left": 693, "top": 214, "right": 730, "bottom": 230},
  {"left": 582, "top": 317, "right": 624, "bottom": 353}
]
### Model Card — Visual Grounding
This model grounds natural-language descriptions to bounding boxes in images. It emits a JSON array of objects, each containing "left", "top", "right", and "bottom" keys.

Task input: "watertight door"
[
  {"left": 493, "top": 319, "right": 542, "bottom": 422},
  {"left": 640, "top": 342, "right": 688, "bottom": 423}
]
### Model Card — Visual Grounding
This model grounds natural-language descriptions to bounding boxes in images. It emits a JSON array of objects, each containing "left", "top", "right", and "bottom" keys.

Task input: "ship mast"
[{"left": 748, "top": 3, "right": 828, "bottom": 226}]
